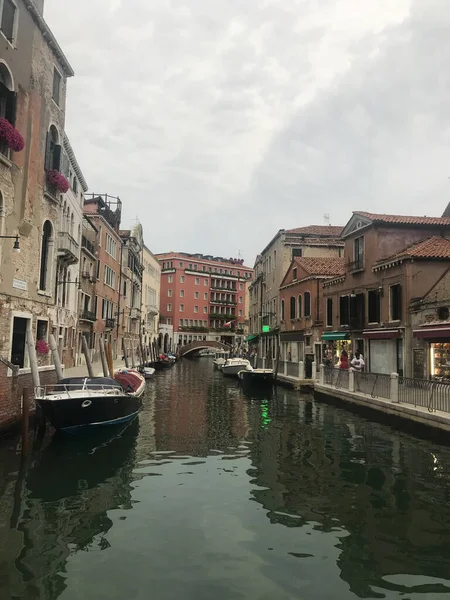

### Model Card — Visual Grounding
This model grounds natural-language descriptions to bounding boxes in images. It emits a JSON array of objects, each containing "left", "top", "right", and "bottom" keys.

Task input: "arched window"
[
  {"left": 45, "top": 125, "right": 61, "bottom": 171},
  {"left": 39, "top": 220, "right": 53, "bottom": 291},
  {"left": 70, "top": 213, "right": 74, "bottom": 237},
  {"left": 298, "top": 295, "right": 302, "bottom": 318},
  {"left": 0, "top": 62, "right": 16, "bottom": 155},
  {"left": 290, "top": 296, "right": 296, "bottom": 320},
  {"left": 304, "top": 291, "right": 311, "bottom": 317},
  {"left": 281, "top": 298, "right": 285, "bottom": 321}
]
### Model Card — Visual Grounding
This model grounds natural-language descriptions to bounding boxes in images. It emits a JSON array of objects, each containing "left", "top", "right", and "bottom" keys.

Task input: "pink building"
[{"left": 155, "top": 252, "right": 253, "bottom": 348}]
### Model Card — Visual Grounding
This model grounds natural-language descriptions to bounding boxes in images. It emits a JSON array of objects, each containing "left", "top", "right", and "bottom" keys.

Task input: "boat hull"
[
  {"left": 37, "top": 394, "right": 141, "bottom": 433},
  {"left": 221, "top": 364, "right": 250, "bottom": 376},
  {"left": 238, "top": 370, "right": 274, "bottom": 388}
]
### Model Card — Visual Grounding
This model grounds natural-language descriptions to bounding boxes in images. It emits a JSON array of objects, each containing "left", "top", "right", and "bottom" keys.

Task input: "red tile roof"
[
  {"left": 294, "top": 256, "right": 346, "bottom": 276},
  {"left": 286, "top": 225, "right": 344, "bottom": 236},
  {"left": 389, "top": 236, "right": 450, "bottom": 260},
  {"left": 355, "top": 211, "right": 450, "bottom": 226}
]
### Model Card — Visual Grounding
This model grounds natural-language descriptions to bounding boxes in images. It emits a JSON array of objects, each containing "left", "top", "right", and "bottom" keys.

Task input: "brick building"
[
  {"left": 279, "top": 257, "right": 345, "bottom": 369},
  {"left": 83, "top": 194, "right": 123, "bottom": 360},
  {"left": 155, "top": 252, "right": 253, "bottom": 349},
  {"left": 77, "top": 214, "right": 98, "bottom": 365},
  {"left": 119, "top": 224, "right": 143, "bottom": 359},
  {"left": 322, "top": 211, "right": 450, "bottom": 376}
]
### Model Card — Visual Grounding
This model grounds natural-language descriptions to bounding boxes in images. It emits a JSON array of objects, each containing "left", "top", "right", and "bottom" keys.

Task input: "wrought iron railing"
[
  {"left": 399, "top": 377, "right": 450, "bottom": 413},
  {"left": 354, "top": 371, "right": 391, "bottom": 399},
  {"left": 79, "top": 309, "right": 96, "bottom": 322},
  {"left": 347, "top": 258, "right": 365, "bottom": 273},
  {"left": 323, "top": 367, "right": 349, "bottom": 390}
]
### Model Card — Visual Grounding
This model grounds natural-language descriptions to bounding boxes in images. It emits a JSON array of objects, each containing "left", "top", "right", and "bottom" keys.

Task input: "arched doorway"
[
  {"left": 164, "top": 333, "right": 169, "bottom": 353},
  {"left": 158, "top": 333, "right": 163, "bottom": 352}
]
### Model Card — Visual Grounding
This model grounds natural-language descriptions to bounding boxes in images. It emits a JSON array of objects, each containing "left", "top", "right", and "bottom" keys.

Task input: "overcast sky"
[{"left": 45, "top": 0, "right": 450, "bottom": 266}]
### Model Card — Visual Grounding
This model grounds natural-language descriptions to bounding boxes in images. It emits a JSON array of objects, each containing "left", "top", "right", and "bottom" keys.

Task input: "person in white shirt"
[{"left": 351, "top": 352, "right": 365, "bottom": 371}]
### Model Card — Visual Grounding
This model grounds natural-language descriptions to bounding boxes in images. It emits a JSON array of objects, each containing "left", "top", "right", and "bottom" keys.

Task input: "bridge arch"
[{"left": 179, "top": 340, "right": 230, "bottom": 357}]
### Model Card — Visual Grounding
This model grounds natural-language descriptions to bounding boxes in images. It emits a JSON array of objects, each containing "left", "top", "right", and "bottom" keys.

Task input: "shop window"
[
  {"left": 290, "top": 296, "right": 296, "bottom": 320},
  {"left": 304, "top": 292, "right": 311, "bottom": 317},
  {"left": 390, "top": 284, "right": 402, "bottom": 321},
  {"left": 340, "top": 296, "right": 350, "bottom": 325},
  {"left": 326, "top": 298, "right": 333, "bottom": 327},
  {"left": 368, "top": 290, "right": 381, "bottom": 323}
]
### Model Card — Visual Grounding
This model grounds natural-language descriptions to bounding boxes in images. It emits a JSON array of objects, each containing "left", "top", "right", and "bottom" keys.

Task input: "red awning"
[
  {"left": 363, "top": 329, "right": 401, "bottom": 340},
  {"left": 413, "top": 326, "right": 450, "bottom": 340}
]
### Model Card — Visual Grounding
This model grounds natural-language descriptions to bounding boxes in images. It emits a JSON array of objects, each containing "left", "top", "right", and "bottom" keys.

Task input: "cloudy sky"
[{"left": 45, "top": 0, "right": 450, "bottom": 266}]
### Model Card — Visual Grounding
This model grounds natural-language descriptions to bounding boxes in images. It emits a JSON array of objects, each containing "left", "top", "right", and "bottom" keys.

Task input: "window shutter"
[
  {"left": 44, "top": 132, "right": 52, "bottom": 170},
  {"left": 5, "top": 90, "right": 17, "bottom": 126},
  {"left": 53, "top": 144, "right": 62, "bottom": 171},
  {"left": 61, "top": 152, "right": 70, "bottom": 177}
]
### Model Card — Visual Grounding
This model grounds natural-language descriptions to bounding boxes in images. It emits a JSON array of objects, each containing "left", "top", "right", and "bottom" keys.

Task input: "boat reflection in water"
[{"left": 13, "top": 420, "right": 139, "bottom": 600}]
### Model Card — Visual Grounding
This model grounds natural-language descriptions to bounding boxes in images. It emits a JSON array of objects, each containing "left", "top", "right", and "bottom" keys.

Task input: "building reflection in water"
[
  {"left": 3, "top": 420, "right": 139, "bottom": 600},
  {"left": 245, "top": 390, "right": 450, "bottom": 597}
]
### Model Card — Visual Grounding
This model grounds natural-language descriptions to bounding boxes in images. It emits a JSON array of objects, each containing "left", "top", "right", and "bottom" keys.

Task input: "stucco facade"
[{"left": 142, "top": 245, "right": 161, "bottom": 349}]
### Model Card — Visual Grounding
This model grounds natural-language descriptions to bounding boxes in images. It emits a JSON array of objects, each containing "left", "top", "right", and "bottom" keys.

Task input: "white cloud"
[{"left": 44, "top": 0, "right": 449, "bottom": 265}]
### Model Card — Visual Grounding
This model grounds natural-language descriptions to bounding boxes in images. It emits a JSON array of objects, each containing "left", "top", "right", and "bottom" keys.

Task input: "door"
[{"left": 11, "top": 317, "right": 28, "bottom": 368}]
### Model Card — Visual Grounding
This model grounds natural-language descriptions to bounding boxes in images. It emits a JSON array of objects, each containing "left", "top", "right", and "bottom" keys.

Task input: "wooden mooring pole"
[
  {"left": 22, "top": 387, "right": 30, "bottom": 456},
  {"left": 81, "top": 335, "right": 94, "bottom": 378},
  {"left": 99, "top": 338, "right": 109, "bottom": 377},
  {"left": 49, "top": 334, "right": 64, "bottom": 381},
  {"left": 122, "top": 337, "right": 129, "bottom": 368}
]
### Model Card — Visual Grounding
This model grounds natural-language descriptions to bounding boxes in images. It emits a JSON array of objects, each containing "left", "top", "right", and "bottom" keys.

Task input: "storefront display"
[{"left": 431, "top": 343, "right": 450, "bottom": 380}]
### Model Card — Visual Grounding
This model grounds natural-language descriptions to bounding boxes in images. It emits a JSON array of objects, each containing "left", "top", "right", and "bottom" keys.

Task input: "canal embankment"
[{"left": 315, "top": 366, "right": 450, "bottom": 432}]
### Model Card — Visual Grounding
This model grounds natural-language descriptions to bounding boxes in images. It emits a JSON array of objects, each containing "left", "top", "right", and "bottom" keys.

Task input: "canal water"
[{"left": 2, "top": 360, "right": 450, "bottom": 599}]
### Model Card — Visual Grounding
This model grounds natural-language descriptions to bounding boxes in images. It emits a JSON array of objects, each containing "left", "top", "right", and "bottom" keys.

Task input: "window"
[
  {"left": 0, "top": 64, "right": 16, "bottom": 155},
  {"left": 293, "top": 268, "right": 297, "bottom": 281},
  {"left": 204, "top": 279, "right": 208, "bottom": 286},
  {"left": 304, "top": 292, "right": 311, "bottom": 317},
  {"left": 1, "top": 0, "right": 16, "bottom": 43},
  {"left": 281, "top": 299, "right": 285, "bottom": 321},
  {"left": 11, "top": 316, "right": 29, "bottom": 368},
  {"left": 189, "top": 263, "right": 192, "bottom": 270},
  {"left": 390, "top": 284, "right": 402, "bottom": 321},
  {"left": 52, "top": 68, "right": 62, "bottom": 105},
  {"left": 368, "top": 290, "right": 381, "bottom": 323},
  {"left": 168, "top": 275, "right": 173, "bottom": 283},
  {"left": 179, "top": 261, "right": 183, "bottom": 267},
  {"left": 39, "top": 220, "right": 53, "bottom": 291},
  {"left": 45, "top": 125, "right": 61, "bottom": 173},
  {"left": 194, "top": 306, "right": 199, "bottom": 313},
  {"left": 326, "top": 298, "right": 333, "bottom": 327},
  {"left": 204, "top": 292, "right": 208, "bottom": 300},
  {"left": 180, "top": 289, "right": 185, "bottom": 297},
  {"left": 96, "top": 260, "right": 100, "bottom": 279},
  {"left": 194, "top": 291, "right": 199, "bottom": 299},
  {"left": 180, "top": 275, "right": 185, "bottom": 283},
  {"left": 292, "top": 248, "right": 302, "bottom": 258},
  {"left": 195, "top": 277, "right": 200, "bottom": 285},
  {"left": 239, "top": 283, "right": 243, "bottom": 290},
  {"left": 167, "top": 303, "right": 172, "bottom": 312},
  {"left": 290, "top": 296, "right": 296, "bottom": 320},
  {"left": 179, "top": 304, "right": 184, "bottom": 312},
  {"left": 167, "top": 318, "right": 172, "bottom": 325},
  {"left": 104, "top": 265, "right": 115, "bottom": 288},
  {"left": 239, "top": 310, "right": 242, "bottom": 316},
  {"left": 340, "top": 296, "right": 350, "bottom": 325},
  {"left": 105, "top": 234, "right": 117, "bottom": 259},
  {"left": 239, "top": 296, "right": 243, "bottom": 304},
  {"left": 353, "top": 236, "right": 364, "bottom": 268},
  {"left": 37, "top": 319, "right": 48, "bottom": 342},
  {"left": 168, "top": 289, "right": 172, "bottom": 297}
]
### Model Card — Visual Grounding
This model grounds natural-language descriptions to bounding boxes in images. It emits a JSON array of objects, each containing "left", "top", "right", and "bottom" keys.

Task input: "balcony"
[
  {"left": 81, "top": 235, "right": 96, "bottom": 259},
  {"left": 347, "top": 258, "right": 365, "bottom": 273},
  {"left": 79, "top": 309, "right": 97, "bottom": 322},
  {"left": 57, "top": 231, "right": 80, "bottom": 264},
  {"left": 130, "top": 308, "right": 140, "bottom": 320},
  {"left": 105, "top": 318, "right": 115, "bottom": 329},
  {"left": 146, "top": 304, "right": 159, "bottom": 317},
  {"left": 211, "top": 299, "right": 237, "bottom": 306},
  {"left": 210, "top": 285, "right": 237, "bottom": 292}
]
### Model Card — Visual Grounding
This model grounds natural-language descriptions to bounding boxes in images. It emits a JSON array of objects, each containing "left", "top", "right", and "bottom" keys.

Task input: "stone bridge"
[{"left": 179, "top": 340, "right": 230, "bottom": 357}]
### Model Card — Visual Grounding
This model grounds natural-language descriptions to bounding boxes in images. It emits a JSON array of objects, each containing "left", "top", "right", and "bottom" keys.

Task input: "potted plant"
[
  {"left": 46, "top": 169, "right": 70, "bottom": 193},
  {"left": 36, "top": 339, "right": 50, "bottom": 355},
  {"left": 0, "top": 118, "right": 25, "bottom": 152}
]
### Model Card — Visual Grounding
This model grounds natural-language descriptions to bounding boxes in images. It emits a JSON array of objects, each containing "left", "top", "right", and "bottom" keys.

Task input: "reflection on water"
[{"left": 2, "top": 360, "right": 450, "bottom": 599}]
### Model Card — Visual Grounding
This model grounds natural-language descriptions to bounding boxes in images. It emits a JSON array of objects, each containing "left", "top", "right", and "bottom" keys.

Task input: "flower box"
[
  {"left": 46, "top": 169, "right": 70, "bottom": 193},
  {"left": 0, "top": 118, "right": 25, "bottom": 152},
  {"left": 36, "top": 339, "right": 50, "bottom": 355}
]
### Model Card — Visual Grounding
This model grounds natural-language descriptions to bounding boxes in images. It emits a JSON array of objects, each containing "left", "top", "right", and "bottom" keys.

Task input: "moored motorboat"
[
  {"left": 221, "top": 358, "right": 251, "bottom": 377},
  {"left": 238, "top": 368, "right": 274, "bottom": 388},
  {"left": 138, "top": 365, "right": 156, "bottom": 379},
  {"left": 35, "top": 377, "right": 142, "bottom": 433},
  {"left": 114, "top": 369, "right": 146, "bottom": 397},
  {"left": 213, "top": 357, "right": 227, "bottom": 369}
]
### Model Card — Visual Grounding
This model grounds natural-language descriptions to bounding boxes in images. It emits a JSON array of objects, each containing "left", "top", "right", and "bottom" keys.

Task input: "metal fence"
[
  {"left": 354, "top": 371, "right": 391, "bottom": 399},
  {"left": 399, "top": 377, "right": 450, "bottom": 413},
  {"left": 323, "top": 367, "right": 349, "bottom": 390},
  {"left": 287, "top": 361, "right": 298, "bottom": 378}
]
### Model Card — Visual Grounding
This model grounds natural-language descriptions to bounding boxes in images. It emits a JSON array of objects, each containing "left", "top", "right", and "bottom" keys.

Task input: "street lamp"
[{"left": 0, "top": 234, "right": 20, "bottom": 253}]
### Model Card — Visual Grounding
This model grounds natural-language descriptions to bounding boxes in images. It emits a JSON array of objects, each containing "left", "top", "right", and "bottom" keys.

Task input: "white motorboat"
[
  {"left": 238, "top": 367, "right": 274, "bottom": 388},
  {"left": 213, "top": 357, "right": 227, "bottom": 369},
  {"left": 221, "top": 358, "right": 252, "bottom": 377},
  {"left": 138, "top": 366, "right": 156, "bottom": 379}
]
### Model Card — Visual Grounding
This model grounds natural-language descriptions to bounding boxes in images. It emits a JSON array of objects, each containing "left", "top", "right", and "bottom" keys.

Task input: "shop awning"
[
  {"left": 246, "top": 334, "right": 259, "bottom": 342},
  {"left": 363, "top": 328, "right": 401, "bottom": 340},
  {"left": 413, "top": 325, "right": 450, "bottom": 340},
  {"left": 321, "top": 332, "right": 349, "bottom": 341}
]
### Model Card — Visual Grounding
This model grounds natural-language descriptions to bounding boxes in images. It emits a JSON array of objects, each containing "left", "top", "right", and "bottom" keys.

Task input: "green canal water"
[{"left": 2, "top": 359, "right": 450, "bottom": 599}]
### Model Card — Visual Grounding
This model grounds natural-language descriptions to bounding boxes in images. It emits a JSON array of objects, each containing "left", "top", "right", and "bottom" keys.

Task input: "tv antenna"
[{"left": 324, "top": 213, "right": 330, "bottom": 226}]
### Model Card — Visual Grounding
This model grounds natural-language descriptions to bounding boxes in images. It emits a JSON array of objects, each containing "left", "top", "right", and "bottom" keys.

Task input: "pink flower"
[
  {"left": 46, "top": 169, "right": 70, "bottom": 193},
  {"left": 0, "top": 118, "right": 25, "bottom": 152},
  {"left": 36, "top": 339, "right": 49, "bottom": 355}
]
